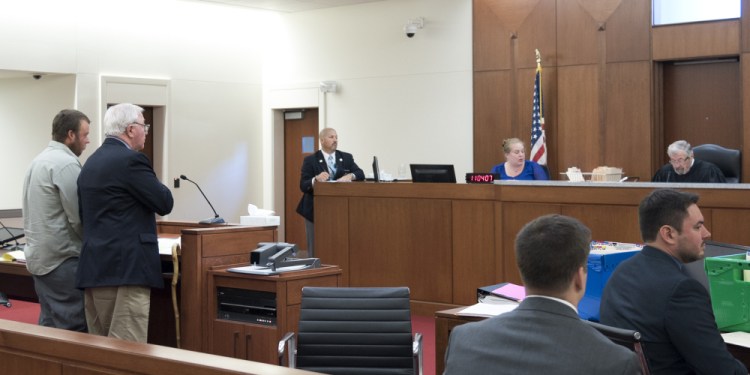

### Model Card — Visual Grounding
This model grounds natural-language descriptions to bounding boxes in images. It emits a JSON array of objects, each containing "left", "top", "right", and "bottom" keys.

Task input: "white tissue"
[{"left": 248, "top": 204, "right": 275, "bottom": 216}]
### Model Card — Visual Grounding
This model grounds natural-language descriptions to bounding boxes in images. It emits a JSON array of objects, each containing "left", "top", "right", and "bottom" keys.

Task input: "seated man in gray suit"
[{"left": 443, "top": 214, "right": 640, "bottom": 375}]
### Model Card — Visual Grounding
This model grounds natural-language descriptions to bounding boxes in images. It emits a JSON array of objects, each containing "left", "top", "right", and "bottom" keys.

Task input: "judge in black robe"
[{"left": 652, "top": 158, "right": 726, "bottom": 183}]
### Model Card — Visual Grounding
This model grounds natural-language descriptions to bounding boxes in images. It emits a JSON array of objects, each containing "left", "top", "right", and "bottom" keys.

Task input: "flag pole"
[{"left": 535, "top": 49, "right": 543, "bottom": 123}]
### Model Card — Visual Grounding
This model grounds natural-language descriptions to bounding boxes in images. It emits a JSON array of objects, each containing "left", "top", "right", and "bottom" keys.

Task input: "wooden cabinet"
[
  {"left": 157, "top": 221, "right": 278, "bottom": 351},
  {"left": 211, "top": 319, "right": 277, "bottom": 363},
  {"left": 207, "top": 265, "right": 342, "bottom": 364}
]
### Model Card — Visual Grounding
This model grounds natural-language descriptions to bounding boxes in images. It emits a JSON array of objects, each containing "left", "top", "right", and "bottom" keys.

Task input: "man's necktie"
[{"left": 327, "top": 155, "right": 337, "bottom": 179}]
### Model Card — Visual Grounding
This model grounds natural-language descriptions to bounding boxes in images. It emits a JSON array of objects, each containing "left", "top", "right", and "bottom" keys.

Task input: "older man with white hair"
[{"left": 652, "top": 140, "right": 726, "bottom": 183}]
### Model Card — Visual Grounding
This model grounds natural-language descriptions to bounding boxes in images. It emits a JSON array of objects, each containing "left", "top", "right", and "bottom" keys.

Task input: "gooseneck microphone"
[{"left": 180, "top": 175, "right": 226, "bottom": 225}]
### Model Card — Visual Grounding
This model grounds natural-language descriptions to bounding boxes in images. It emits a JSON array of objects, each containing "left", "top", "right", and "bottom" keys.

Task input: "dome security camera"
[
  {"left": 404, "top": 17, "right": 424, "bottom": 39},
  {"left": 404, "top": 23, "right": 418, "bottom": 38},
  {"left": 32, "top": 74, "right": 42, "bottom": 80}
]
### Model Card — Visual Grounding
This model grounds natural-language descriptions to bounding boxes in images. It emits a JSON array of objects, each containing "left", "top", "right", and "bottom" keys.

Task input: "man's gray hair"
[
  {"left": 104, "top": 103, "right": 144, "bottom": 137},
  {"left": 667, "top": 140, "right": 692, "bottom": 157}
]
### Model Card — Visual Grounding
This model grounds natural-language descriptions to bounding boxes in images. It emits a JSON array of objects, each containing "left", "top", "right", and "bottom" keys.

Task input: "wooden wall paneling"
[
  {"left": 556, "top": 0, "right": 600, "bottom": 66},
  {"left": 452, "top": 200, "right": 497, "bottom": 306},
  {"left": 604, "top": 61, "right": 653, "bottom": 181},
  {"left": 473, "top": 0, "right": 515, "bottom": 71},
  {"left": 652, "top": 20, "right": 741, "bottom": 61},
  {"left": 348, "top": 197, "right": 453, "bottom": 304},
  {"left": 662, "top": 60, "right": 741, "bottom": 155},
  {"left": 744, "top": 0, "right": 750, "bottom": 52},
  {"left": 474, "top": 70, "right": 514, "bottom": 172},
  {"left": 1, "top": 351, "right": 62, "bottom": 374},
  {"left": 557, "top": 64, "right": 601, "bottom": 171},
  {"left": 493, "top": 201, "right": 504, "bottom": 284},
  {"left": 604, "top": 0, "right": 651, "bottom": 63},
  {"left": 708, "top": 209, "right": 750, "bottom": 245},
  {"left": 501, "top": 202, "right": 562, "bottom": 284},
  {"left": 314, "top": 196, "right": 350, "bottom": 284},
  {"left": 561, "top": 204, "right": 641, "bottom": 243},
  {"left": 514, "top": 0, "right": 557, "bottom": 69},
  {"left": 743, "top": 53, "right": 750, "bottom": 183}
]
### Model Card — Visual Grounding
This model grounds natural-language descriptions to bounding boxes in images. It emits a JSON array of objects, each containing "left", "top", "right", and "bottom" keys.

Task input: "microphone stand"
[
  {"left": 0, "top": 219, "right": 24, "bottom": 250},
  {"left": 180, "top": 175, "right": 225, "bottom": 224}
]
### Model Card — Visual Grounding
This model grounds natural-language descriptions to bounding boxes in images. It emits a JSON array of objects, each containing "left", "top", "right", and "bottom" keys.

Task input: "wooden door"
[
  {"left": 284, "top": 109, "right": 319, "bottom": 252},
  {"left": 661, "top": 60, "right": 740, "bottom": 165}
]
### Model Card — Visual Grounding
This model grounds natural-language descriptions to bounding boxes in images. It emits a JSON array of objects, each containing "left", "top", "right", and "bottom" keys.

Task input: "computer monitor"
[
  {"left": 372, "top": 156, "right": 380, "bottom": 182},
  {"left": 0, "top": 227, "right": 24, "bottom": 247},
  {"left": 685, "top": 240, "right": 750, "bottom": 293},
  {"left": 409, "top": 164, "right": 456, "bottom": 183}
]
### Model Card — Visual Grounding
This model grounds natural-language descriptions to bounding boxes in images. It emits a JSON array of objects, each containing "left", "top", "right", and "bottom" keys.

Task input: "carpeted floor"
[
  {"left": 0, "top": 300, "right": 439, "bottom": 375},
  {"left": 413, "top": 314, "right": 437, "bottom": 375},
  {"left": 0, "top": 299, "right": 39, "bottom": 324}
]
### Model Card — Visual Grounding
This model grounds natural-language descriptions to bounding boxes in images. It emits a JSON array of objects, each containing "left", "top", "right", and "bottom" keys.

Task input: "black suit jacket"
[
  {"left": 600, "top": 245, "right": 746, "bottom": 374},
  {"left": 296, "top": 150, "right": 364, "bottom": 222},
  {"left": 76, "top": 138, "right": 174, "bottom": 289}
]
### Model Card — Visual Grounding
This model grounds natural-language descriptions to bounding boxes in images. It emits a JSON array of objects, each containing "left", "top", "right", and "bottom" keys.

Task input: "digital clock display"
[{"left": 465, "top": 173, "right": 499, "bottom": 184}]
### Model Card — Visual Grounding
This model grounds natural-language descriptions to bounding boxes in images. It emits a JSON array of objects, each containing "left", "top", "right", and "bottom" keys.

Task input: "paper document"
[
  {"left": 458, "top": 302, "right": 518, "bottom": 317},
  {"left": 0, "top": 250, "right": 25, "bottom": 262},
  {"left": 227, "top": 264, "right": 309, "bottom": 275},
  {"left": 722, "top": 332, "right": 750, "bottom": 347},
  {"left": 158, "top": 237, "right": 181, "bottom": 256}
]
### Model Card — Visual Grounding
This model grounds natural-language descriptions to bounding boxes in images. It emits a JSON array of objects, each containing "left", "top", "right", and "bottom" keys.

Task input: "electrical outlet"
[{"left": 173, "top": 178, "right": 180, "bottom": 188}]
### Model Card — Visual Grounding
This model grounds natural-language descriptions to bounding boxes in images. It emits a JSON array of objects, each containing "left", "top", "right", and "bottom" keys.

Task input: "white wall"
[
  {"left": 265, "top": 0, "right": 473, "bottom": 183},
  {"left": 0, "top": 75, "right": 76, "bottom": 210},
  {"left": 0, "top": 0, "right": 474, "bottom": 228},
  {"left": 0, "top": 0, "right": 274, "bottom": 222}
]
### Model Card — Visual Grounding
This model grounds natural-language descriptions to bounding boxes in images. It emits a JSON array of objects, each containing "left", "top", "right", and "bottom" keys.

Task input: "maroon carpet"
[
  {"left": 413, "top": 314, "right": 437, "bottom": 375},
  {"left": 0, "top": 299, "right": 39, "bottom": 324},
  {"left": 0, "top": 301, "right": 438, "bottom": 375}
]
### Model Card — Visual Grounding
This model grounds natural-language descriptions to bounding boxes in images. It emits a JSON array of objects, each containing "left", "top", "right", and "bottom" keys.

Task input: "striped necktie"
[{"left": 327, "top": 154, "right": 337, "bottom": 179}]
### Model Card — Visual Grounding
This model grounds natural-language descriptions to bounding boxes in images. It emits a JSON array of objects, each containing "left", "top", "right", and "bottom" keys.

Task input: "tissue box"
[{"left": 240, "top": 215, "right": 280, "bottom": 226}]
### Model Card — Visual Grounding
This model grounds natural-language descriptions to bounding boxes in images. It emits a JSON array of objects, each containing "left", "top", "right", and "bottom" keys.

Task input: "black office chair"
[
  {"left": 692, "top": 144, "right": 741, "bottom": 183},
  {"left": 278, "top": 286, "right": 423, "bottom": 375},
  {"left": 585, "top": 320, "right": 650, "bottom": 375}
]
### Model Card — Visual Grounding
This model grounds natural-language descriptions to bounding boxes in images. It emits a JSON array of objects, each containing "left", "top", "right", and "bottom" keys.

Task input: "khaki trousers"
[{"left": 84, "top": 285, "right": 150, "bottom": 343}]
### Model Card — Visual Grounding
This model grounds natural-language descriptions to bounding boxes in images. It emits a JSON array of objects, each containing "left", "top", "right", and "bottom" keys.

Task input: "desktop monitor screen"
[
  {"left": 372, "top": 156, "right": 380, "bottom": 182},
  {"left": 410, "top": 164, "right": 456, "bottom": 183}
]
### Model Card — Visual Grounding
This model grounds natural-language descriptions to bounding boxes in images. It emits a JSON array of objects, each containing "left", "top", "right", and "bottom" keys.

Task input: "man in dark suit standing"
[
  {"left": 296, "top": 128, "right": 364, "bottom": 257},
  {"left": 444, "top": 215, "right": 640, "bottom": 375},
  {"left": 76, "top": 103, "right": 173, "bottom": 343},
  {"left": 601, "top": 189, "right": 746, "bottom": 374}
]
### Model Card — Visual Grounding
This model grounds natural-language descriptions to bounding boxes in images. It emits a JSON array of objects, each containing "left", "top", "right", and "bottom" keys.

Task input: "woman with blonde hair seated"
[{"left": 490, "top": 138, "right": 549, "bottom": 180}]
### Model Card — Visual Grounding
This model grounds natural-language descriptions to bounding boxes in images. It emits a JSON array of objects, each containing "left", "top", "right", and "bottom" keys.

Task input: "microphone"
[
  {"left": 180, "top": 175, "right": 226, "bottom": 225},
  {"left": 0, "top": 219, "right": 24, "bottom": 250}
]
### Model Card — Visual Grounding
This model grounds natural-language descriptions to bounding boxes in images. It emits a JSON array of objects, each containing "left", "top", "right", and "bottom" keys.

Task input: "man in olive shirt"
[{"left": 23, "top": 109, "right": 90, "bottom": 331}]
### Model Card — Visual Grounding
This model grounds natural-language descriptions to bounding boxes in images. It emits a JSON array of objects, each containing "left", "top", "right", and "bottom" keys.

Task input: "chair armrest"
[
  {"left": 278, "top": 331, "right": 296, "bottom": 368},
  {"left": 413, "top": 332, "right": 423, "bottom": 375}
]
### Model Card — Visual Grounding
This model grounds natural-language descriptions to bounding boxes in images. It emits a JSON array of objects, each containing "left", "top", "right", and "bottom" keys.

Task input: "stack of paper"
[{"left": 1, "top": 250, "right": 25, "bottom": 263}]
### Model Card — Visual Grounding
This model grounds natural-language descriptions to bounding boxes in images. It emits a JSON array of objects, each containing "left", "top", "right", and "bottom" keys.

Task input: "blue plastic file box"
[{"left": 579, "top": 247, "right": 641, "bottom": 321}]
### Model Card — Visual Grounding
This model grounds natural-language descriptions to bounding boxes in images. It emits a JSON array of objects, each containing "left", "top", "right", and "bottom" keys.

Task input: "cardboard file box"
[
  {"left": 706, "top": 253, "right": 750, "bottom": 332},
  {"left": 579, "top": 247, "right": 640, "bottom": 321}
]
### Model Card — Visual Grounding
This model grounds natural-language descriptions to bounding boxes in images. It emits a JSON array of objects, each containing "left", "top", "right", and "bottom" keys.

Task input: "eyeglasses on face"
[
  {"left": 131, "top": 122, "right": 151, "bottom": 133},
  {"left": 669, "top": 156, "right": 691, "bottom": 165}
]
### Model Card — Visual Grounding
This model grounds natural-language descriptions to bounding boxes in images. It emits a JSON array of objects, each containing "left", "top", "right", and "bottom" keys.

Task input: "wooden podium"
[{"left": 207, "top": 264, "right": 342, "bottom": 364}]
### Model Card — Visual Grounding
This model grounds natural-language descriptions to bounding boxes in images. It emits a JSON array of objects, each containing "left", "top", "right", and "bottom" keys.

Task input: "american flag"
[{"left": 530, "top": 66, "right": 547, "bottom": 165}]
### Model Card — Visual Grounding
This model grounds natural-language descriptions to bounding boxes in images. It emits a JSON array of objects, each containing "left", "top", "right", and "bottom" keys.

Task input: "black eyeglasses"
[{"left": 131, "top": 122, "right": 151, "bottom": 133}]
